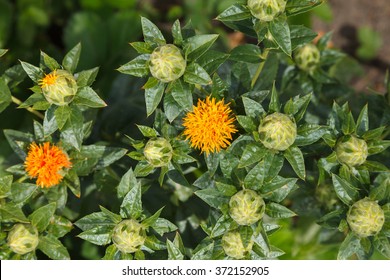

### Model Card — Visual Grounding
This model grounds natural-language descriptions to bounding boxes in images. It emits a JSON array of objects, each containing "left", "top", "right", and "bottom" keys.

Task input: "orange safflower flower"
[
  {"left": 183, "top": 96, "right": 237, "bottom": 154},
  {"left": 24, "top": 142, "right": 71, "bottom": 188},
  {"left": 38, "top": 70, "right": 58, "bottom": 88}
]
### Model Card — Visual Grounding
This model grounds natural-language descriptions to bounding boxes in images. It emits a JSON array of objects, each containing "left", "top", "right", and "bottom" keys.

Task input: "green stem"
[
  {"left": 12, "top": 96, "right": 44, "bottom": 120},
  {"left": 251, "top": 49, "right": 270, "bottom": 89}
]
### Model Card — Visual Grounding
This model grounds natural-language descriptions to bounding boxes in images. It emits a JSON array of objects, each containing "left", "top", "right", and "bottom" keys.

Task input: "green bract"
[
  {"left": 7, "top": 224, "right": 39, "bottom": 255},
  {"left": 347, "top": 198, "right": 385, "bottom": 238},
  {"left": 222, "top": 231, "right": 253, "bottom": 259},
  {"left": 229, "top": 189, "right": 265, "bottom": 225},
  {"left": 143, "top": 137, "right": 173, "bottom": 167},
  {"left": 41, "top": 69, "right": 78, "bottom": 106},
  {"left": 294, "top": 44, "right": 321, "bottom": 73},
  {"left": 258, "top": 112, "right": 297, "bottom": 151},
  {"left": 112, "top": 219, "right": 146, "bottom": 253},
  {"left": 335, "top": 135, "right": 368, "bottom": 167},
  {"left": 247, "top": 0, "right": 286, "bottom": 22},
  {"left": 149, "top": 44, "right": 186, "bottom": 83}
]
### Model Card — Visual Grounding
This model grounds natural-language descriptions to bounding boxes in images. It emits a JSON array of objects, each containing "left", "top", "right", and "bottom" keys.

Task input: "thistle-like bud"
[
  {"left": 222, "top": 231, "right": 253, "bottom": 259},
  {"left": 40, "top": 69, "right": 78, "bottom": 106},
  {"left": 7, "top": 224, "right": 39, "bottom": 255},
  {"left": 149, "top": 44, "right": 186, "bottom": 83},
  {"left": 258, "top": 112, "right": 297, "bottom": 151},
  {"left": 347, "top": 198, "right": 385, "bottom": 238},
  {"left": 294, "top": 44, "right": 321, "bottom": 73},
  {"left": 247, "top": 0, "right": 286, "bottom": 22},
  {"left": 112, "top": 219, "right": 146, "bottom": 253},
  {"left": 335, "top": 135, "right": 368, "bottom": 167},
  {"left": 229, "top": 189, "right": 265, "bottom": 225},
  {"left": 143, "top": 137, "right": 173, "bottom": 167}
]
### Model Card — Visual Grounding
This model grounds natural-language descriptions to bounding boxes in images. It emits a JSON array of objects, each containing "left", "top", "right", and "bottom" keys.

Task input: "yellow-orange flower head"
[
  {"left": 24, "top": 142, "right": 71, "bottom": 188},
  {"left": 183, "top": 96, "right": 237, "bottom": 154}
]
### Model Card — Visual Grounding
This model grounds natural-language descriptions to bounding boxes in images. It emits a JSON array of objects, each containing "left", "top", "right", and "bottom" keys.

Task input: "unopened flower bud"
[
  {"left": 335, "top": 135, "right": 368, "bottom": 167},
  {"left": 229, "top": 189, "right": 265, "bottom": 225},
  {"left": 112, "top": 219, "right": 146, "bottom": 253},
  {"left": 347, "top": 198, "right": 384, "bottom": 238},
  {"left": 7, "top": 224, "right": 39, "bottom": 255},
  {"left": 222, "top": 231, "right": 253, "bottom": 259},
  {"left": 144, "top": 137, "right": 173, "bottom": 167},
  {"left": 294, "top": 44, "right": 321, "bottom": 73},
  {"left": 149, "top": 44, "right": 186, "bottom": 83},
  {"left": 247, "top": 0, "right": 286, "bottom": 22},
  {"left": 258, "top": 112, "right": 297, "bottom": 151},
  {"left": 40, "top": 69, "right": 78, "bottom": 106}
]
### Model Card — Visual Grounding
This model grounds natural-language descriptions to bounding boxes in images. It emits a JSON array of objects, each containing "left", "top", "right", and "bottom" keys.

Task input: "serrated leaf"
[
  {"left": 183, "top": 62, "right": 211, "bottom": 85},
  {"left": 332, "top": 174, "right": 359, "bottom": 206},
  {"left": 265, "top": 202, "right": 296, "bottom": 218},
  {"left": 19, "top": 60, "right": 44, "bottom": 83},
  {"left": 76, "top": 67, "right": 99, "bottom": 87},
  {"left": 38, "top": 235, "right": 70, "bottom": 260},
  {"left": 145, "top": 81, "right": 165, "bottom": 117},
  {"left": 120, "top": 183, "right": 142, "bottom": 219},
  {"left": 238, "top": 142, "right": 267, "bottom": 168},
  {"left": 268, "top": 19, "right": 292, "bottom": 56},
  {"left": 164, "top": 93, "right": 182, "bottom": 122},
  {"left": 62, "top": 43, "right": 81, "bottom": 73},
  {"left": 183, "top": 34, "right": 218, "bottom": 61},
  {"left": 284, "top": 146, "right": 306, "bottom": 180},
  {"left": 29, "top": 202, "right": 57, "bottom": 232},
  {"left": 117, "top": 54, "right": 150, "bottom": 77},
  {"left": 369, "top": 178, "right": 390, "bottom": 201},
  {"left": 141, "top": 17, "right": 166, "bottom": 46}
]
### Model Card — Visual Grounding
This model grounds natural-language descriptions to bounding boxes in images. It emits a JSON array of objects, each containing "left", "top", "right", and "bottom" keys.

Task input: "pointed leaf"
[
  {"left": 55, "top": 105, "right": 71, "bottom": 130},
  {"left": 117, "top": 54, "right": 150, "bottom": 77},
  {"left": 183, "top": 63, "right": 211, "bottom": 85},
  {"left": 152, "top": 218, "right": 178, "bottom": 236},
  {"left": 120, "top": 183, "right": 142, "bottom": 219},
  {"left": 332, "top": 174, "right": 359, "bottom": 206},
  {"left": 76, "top": 67, "right": 99, "bottom": 87},
  {"left": 141, "top": 17, "right": 166, "bottom": 46},
  {"left": 167, "top": 240, "right": 184, "bottom": 260},
  {"left": 62, "top": 43, "right": 81, "bottom": 73},
  {"left": 216, "top": 4, "right": 251, "bottom": 21},
  {"left": 40, "top": 51, "right": 61, "bottom": 71},
  {"left": 172, "top": 20, "right": 183, "bottom": 46},
  {"left": 268, "top": 82, "right": 280, "bottom": 113},
  {"left": 355, "top": 104, "right": 369, "bottom": 136},
  {"left": 284, "top": 146, "right": 306, "bottom": 180},
  {"left": 195, "top": 189, "right": 229, "bottom": 210},
  {"left": 268, "top": 19, "right": 292, "bottom": 56},
  {"left": 265, "top": 202, "right": 296, "bottom": 218},
  {"left": 171, "top": 79, "right": 193, "bottom": 110},
  {"left": 238, "top": 142, "right": 267, "bottom": 168},
  {"left": 145, "top": 81, "right": 165, "bottom": 117},
  {"left": 29, "top": 202, "right": 57, "bottom": 232},
  {"left": 19, "top": 60, "right": 44, "bottom": 83},
  {"left": 38, "top": 235, "right": 70, "bottom": 260},
  {"left": 130, "top": 42, "right": 154, "bottom": 54},
  {"left": 337, "top": 233, "right": 362, "bottom": 260},
  {"left": 183, "top": 34, "right": 218, "bottom": 61}
]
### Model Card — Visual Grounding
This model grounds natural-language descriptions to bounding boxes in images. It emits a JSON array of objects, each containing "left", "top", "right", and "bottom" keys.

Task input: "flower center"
[{"left": 39, "top": 71, "right": 58, "bottom": 88}]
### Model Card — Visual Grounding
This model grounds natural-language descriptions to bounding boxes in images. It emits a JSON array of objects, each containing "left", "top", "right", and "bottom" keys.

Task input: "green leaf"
[
  {"left": 136, "top": 125, "right": 159, "bottom": 137},
  {"left": 283, "top": 93, "right": 312, "bottom": 122},
  {"left": 355, "top": 104, "right": 369, "bottom": 136},
  {"left": 196, "top": 50, "right": 229, "bottom": 74},
  {"left": 217, "top": 4, "right": 251, "bottom": 21},
  {"left": 19, "top": 60, "right": 44, "bottom": 83},
  {"left": 317, "top": 208, "right": 346, "bottom": 229},
  {"left": 361, "top": 161, "right": 389, "bottom": 172},
  {"left": 77, "top": 227, "right": 113, "bottom": 246},
  {"left": 244, "top": 161, "right": 266, "bottom": 190},
  {"left": 164, "top": 93, "right": 182, "bottom": 122},
  {"left": 167, "top": 240, "right": 184, "bottom": 260},
  {"left": 332, "top": 174, "right": 360, "bottom": 206},
  {"left": 341, "top": 111, "right": 356, "bottom": 135},
  {"left": 183, "top": 34, "right": 219, "bottom": 61},
  {"left": 0, "top": 78, "right": 12, "bottom": 113},
  {"left": 62, "top": 43, "right": 81, "bottom": 73},
  {"left": 215, "top": 182, "right": 237, "bottom": 197},
  {"left": 286, "top": 0, "right": 324, "bottom": 16},
  {"left": 172, "top": 20, "right": 183, "bottom": 46},
  {"left": 0, "top": 49, "right": 8, "bottom": 57},
  {"left": 76, "top": 67, "right": 99, "bottom": 87},
  {"left": 183, "top": 62, "right": 211, "bottom": 85},
  {"left": 362, "top": 126, "right": 386, "bottom": 141},
  {"left": 120, "top": 183, "right": 142, "bottom": 219},
  {"left": 0, "top": 175, "right": 13, "bottom": 198},
  {"left": 238, "top": 142, "right": 267, "bottom": 168},
  {"left": 230, "top": 44, "right": 262, "bottom": 63},
  {"left": 40, "top": 51, "right": 61, "bottom": 71},
  {"left": 38, "top": 235, "right": 70, "bottom": 260},
  {"left": 191, "top": 242, "right": 214, "bottom": 260},
  {"left": 117, "top": 54, "right": 150, "bottom": 77},
  {"left": 47, "top": 215, "right": 73, "bottom": 238},
  {"left": 102, "top": 244, "right": 120, "bottom": 260},
  {"left": 11, "top": 183, "right": 37, "bottom": 204},
  {"left": 268, "top": 19, "right": 292, "bottom": 56},
  {"left": 295, "top": 124, "right": 328, "bottom": 146},
  {"left": 265, "top": 202, "right": 296, "bottom": 218},
  {"left": 99, "top": 206, "right": 122, "bottom": 224},
  {"left": 261, "top": 177, "right": 298, "bottom": 203},
  {"left": 75, "top": 212, "right": 116, "bottom": 231},
  {"left": 141, "top": 17, "right": 166, "bottom": 46},
  {"left": 268, "top": 82, "right": 280, "bottom": 113},
  {"left": 130, "top": 42, "right": 154, "bottom": 54},
  {"left": 242, "top": 96, "right": 264, "bottom": 118},
  {"left": 54, "top": 105, "right": 71, "bottom": 130},
  {"left": 195, "top": 189, "right": 229, "bottom": 210},
  {"left": 171, "top": 79, "right": 193, "bottom": 110},
  {"left": 0, "top": 203, "right": 29, "bottom": 222},
  {"left": 337, "top": 232, "right": 362, "bottom": 260},
  {"left": 374, "top": 235, "right": 390, "bottom": 259},
  {"left": 236, "top": 115, "right": 257, "bottom": 132},
  {"left": 152, "top": 218, "right": 178, "bottom": 236},
  {"left": 29, "top": 202, "right": 57, "bottom": 232},
  {"left": 284, "top": 146, "right": 306, "bottom": 180},
  {"left": 3, "top": 129, "right": 34, "bottom": 160},
  {"left": 145, "top": 81, "right": 165, "bottom": 117},
  {"left": 368, "top": 140, "right": 390, "bottom": 155},
  {"left": 370, "top": 178, "right": 390, "bottom": 201},
  {"left": 134, "top": 161, "right": 155, "bottom": 177},
  {"left": 290, "top": 25, "right": 318, "bottom": 50},
  {"left": 142, "top": 207, "right": 164, "bottom": 228},
  {"left": 17, "top": 92, "right": 45, "bottom": 109},
  {"left": 60, "top": 106, "right": 84, "bottom": 150},
  {"left": 63, "top": 169, "right": 81, "bottom": 198},
  {"left": 43, "top": 105, "right": 58, "bottom": 136}
]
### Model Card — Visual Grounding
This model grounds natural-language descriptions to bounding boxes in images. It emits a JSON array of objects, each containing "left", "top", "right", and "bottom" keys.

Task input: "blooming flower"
[
  {"left": 183, "top": 96, "right": 237, "bottom": 154},
  {"left": 25, "top": 142, "right": 71, "bottom": 188}
]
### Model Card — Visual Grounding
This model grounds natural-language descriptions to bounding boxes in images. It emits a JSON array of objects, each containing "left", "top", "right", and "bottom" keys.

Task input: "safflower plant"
[{"left": 0, "top": 0, "right": 389, "bottom": 260}]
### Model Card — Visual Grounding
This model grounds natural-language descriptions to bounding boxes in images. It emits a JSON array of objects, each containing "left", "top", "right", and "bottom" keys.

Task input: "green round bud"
[
  {"left": 143, "top": 137, "right": 173, "bottom": 167},
  {"left": 335, "top": 135, "right": 368, "bottom": 167},
  {"left": 258, "top": 112, "right": 297, "bottom": 151},
  {"left": 222, "top": 231, "right": 253, "bottom": 259},
  {"left": 40, "top": 69, "right": 78, "bottom": 106},
  {"left": 247, "top": 0, "right": 286, "bottom": 22},
  {"left": 347, "top": 198, "right": 385, "bottom": 238},
  {"left": 112, "top": 219, "right": 146, "bottom": 253},
  {"left": 149, "top": 44, "right": 186, "bottom": 83},
  {"left": 294, "top": 44, "right": 321, "bottom": 73},
  {"left": 229, "top": 189, "right": 265, "bottom": 225},
  {"left": 7, "top": 224, "right": 39, "bottom": 255}
]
